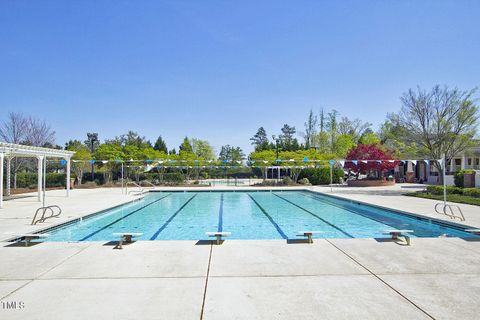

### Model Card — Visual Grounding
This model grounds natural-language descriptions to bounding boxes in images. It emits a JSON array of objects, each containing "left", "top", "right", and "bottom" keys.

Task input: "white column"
[
  {"left": 66, "top": 157, "right": 71, "bottom": 197},
  {"left": 37, "top": 156, "right": 43, "bottom": 202},
  {"left": 461, "top": 154, "right": 466, "bottom": 170},
  {"left": 0, "top": 153, "right": 4, "bottom": 209},
  {"left": 6, "top": 157, "right": 11, "bottom": 197}
]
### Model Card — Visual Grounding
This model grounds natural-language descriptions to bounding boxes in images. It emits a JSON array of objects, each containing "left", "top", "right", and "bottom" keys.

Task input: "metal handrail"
[
  {"left": 31, "top": 205, "right": 62, "bottom": 225},
  {"left": 434, "top": 203, "right": 465, "bottom": 221},
  {"left": 125, "top": 181, "right": 155, "bottom": 195}
]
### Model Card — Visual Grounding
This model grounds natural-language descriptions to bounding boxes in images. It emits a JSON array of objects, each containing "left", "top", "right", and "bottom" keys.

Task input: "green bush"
[
  {"left": 426, "top": 185, "right": 463, "bottom": 195},
  {"left": 298, "top": 167, "right": 344, "bottom": 185},
  {"left": 13, "top": 172, "right": 68, "bottom": 188},
  {"left": 463, "top": 188, "right": 480, "bottom": 198},
  {"left": 298, "top": 178, "right": 310, "bottom": 185}
]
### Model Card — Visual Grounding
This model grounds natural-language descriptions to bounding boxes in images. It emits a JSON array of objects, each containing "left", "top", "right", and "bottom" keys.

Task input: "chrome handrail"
[
  {"left": 434, "top": 203, "right": 465, "bottom": 221},
  {"left": 31, "top": 205, "right": 62, "bottom": 225}
]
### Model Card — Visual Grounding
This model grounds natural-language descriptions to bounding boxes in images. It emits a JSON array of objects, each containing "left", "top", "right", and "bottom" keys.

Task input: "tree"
[
  {"left": 24, "top": 116, "right": 56, "bottom": 147},
  {"left": 106, "top": 131, "right": 150, "bottom": 148},
  {"left": 179, "top": 137, "right": 193, "bottom": 154},
  {"left": 359, "top": 131, "right": 381, "bottom": 145},
  {"left": 250, "top": 127, "right": 270, "bottom": 151},
  {"left": 0, "top": 113, "right": 28, "bottom": 189},
  {"left": 279, "top": 124, "right": 299, "bottom": 151},
  {"left": 66, "top": 142, "right": 91, "bottom": 184},
  {"left": 326, "top": 110, "right": 338, "bottom": 147},
  {"left": 303, "top": 109, "right": 318, "bottom": 149},
  {"left": 191, "top": 138, "right": 215, "bottom": 160},
  {"left": 344, "top": 144, "right": 398, "bottom": 178},
  {"left": 333, "top": 134, "right": 355, "bottom": 158},
  {"left": 153, "top": 135, "right": 168, "bottom": 153},
  {"left": 219, "top": 145, "right": 245, "bottom": 163},
  {"left": 393, "top": 85, "right": 479, "bottom": 180},
  {"left": 338, "top": 117, "right": 371, "bottom": 143}
]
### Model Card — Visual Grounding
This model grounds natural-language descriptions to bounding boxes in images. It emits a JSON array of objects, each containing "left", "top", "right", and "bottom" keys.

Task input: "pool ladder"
[
  {"left": 434, "top": 203, "right": 465, "bottom": 221},
  {"left": 31, "top": 205, "right": 62, "bottom": 225},
  {"left": 125, "top": 181, "right": 155, "bottom": 195}
]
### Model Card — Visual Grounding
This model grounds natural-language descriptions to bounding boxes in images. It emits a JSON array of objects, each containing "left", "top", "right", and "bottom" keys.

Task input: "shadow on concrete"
[
  {"left": 374, "top": 238, "right": 409, "bottom": 246},
  {"left": 195, "top": 240, "right": 221, "bottom": 245},
  {"left": 4, "top": 241, "right": 43, "bottom": 247},
  {"left": 460, "top": 237, "right": 480, "bottom": 242},
  {"left": 286, "top": 239, "right": 310, "bottom": 244}
]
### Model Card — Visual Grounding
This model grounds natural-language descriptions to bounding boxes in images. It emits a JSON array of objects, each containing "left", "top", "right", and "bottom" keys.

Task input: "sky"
[{"left": 1, "top": 0, "right": 479, "bottom": 154}]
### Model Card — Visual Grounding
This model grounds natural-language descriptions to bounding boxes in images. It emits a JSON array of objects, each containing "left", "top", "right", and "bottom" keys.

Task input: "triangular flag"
[
  {"left": 424, "top": 160, "right": 430, "bottom": 165},
  {"left": 411, "top": 160, "right": 417, "bottom": 166},
  {"left": 361, "top": 160, "right": 367, "bottom": 164},
  {"left": 352, "top": 160, "right": 358, "bottom": 165},
  {"left": 339, "top": 160, "right": 345, "bottom": 167},
  {"left": 102, "top": 160, "right": 108, "bottom": 164}
]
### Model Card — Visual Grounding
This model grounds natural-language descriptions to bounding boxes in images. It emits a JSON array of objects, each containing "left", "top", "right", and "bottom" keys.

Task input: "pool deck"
[{"left": 0, "top": 185, "right": 479, "bottom": 319}]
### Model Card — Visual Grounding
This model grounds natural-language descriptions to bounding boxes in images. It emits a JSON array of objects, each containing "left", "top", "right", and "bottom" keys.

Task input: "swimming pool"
[{"left": 42, "top": 191, "right": 476, "bottom": 241}]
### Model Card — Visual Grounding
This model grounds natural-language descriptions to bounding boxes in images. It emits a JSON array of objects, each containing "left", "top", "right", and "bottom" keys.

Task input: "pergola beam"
[{"left": 0, "top": 142, "right": 75, "bottom": 209}]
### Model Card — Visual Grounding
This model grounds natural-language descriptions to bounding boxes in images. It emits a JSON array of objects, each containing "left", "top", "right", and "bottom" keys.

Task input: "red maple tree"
[{"left": 344, "top": 144, "right": 398, "bottom": 178}]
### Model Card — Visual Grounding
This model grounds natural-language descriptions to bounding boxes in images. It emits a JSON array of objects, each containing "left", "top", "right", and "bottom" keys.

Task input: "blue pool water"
[{"left": 43, "top": 191, "right": 476, "bottom": 241}]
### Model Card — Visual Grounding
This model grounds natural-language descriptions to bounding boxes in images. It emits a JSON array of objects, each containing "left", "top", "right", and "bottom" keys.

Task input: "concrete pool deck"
[
  {"left": 0, "top": 185, "right": 479, "bottom": 319},
  {"left": 0, "top": 238, "right": 479, "bottom": 319}
]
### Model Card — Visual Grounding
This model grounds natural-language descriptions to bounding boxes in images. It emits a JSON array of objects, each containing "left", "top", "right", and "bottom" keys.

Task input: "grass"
[{"left": 406, "top": 191, "right": 480, "bottom": 206}]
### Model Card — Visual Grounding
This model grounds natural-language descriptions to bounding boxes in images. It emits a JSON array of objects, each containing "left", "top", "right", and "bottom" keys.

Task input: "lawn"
[{"left": 406, "top": 192, "right": 480, "bottom": 206}]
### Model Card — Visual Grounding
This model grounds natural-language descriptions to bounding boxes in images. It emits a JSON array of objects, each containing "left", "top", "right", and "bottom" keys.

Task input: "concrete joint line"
[{"left": 325, "top": 239, "right": 437, "bottom": 320}]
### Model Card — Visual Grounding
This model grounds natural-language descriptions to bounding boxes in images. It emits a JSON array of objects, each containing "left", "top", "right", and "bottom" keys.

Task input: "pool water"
[{"left": 44, "top": 191, "right": 476, "bottom": 242}]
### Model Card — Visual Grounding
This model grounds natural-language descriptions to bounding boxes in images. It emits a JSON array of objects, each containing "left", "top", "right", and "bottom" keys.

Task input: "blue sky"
[{"left": 1, "top": 0, "right": 479, "bottom": 154}]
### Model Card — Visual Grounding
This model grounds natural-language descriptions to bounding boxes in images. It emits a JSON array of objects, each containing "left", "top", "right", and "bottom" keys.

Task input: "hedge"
[
  {"left": 8, "top": 172, "right": 68, "bottom": 189},
  {"left": 426, "top": 185, "right": 480, "bottom": 197},
  {"left": 426, "top": 185, "right": 463, "bottom": 195},
  {"left": 463, "top": 188, "right": 480, "bottom": 198},
  {"left": 297, "top": 167, "right": 344, "bottom": 185}
]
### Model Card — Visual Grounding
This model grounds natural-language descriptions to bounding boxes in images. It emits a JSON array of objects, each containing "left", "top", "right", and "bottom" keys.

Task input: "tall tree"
[
  {"left": 394, "top": 85, "right": 479, "bottom": 180},
  {"left": 191, "top": 138, "right": 215, "bottom": 160},
  {"left": 326, "top": 110, "right": 338, "bottom": 148},
  {"left": 0, "top": 113, "right": 29, "bottom": 189},
  {"left": 219, "top": 145, "right": 245, "bottom": 162},
  {"left": 303, "top": 109, "right": 318, "bottom": 149},
  {"left": 338, "top": 117, "right": 372, "bottom": 143},
  {"left": 250, "top": 127, "right": 270, "bottom": 151},
  {"left": 179, "top": 136, "right": 193, "bottom": 154},
  {"left": 279, "top": 124, "right": 299, "bottom": 151},
  {"left": 24, "top": 116, "right": 56, "bottom": 147},
  {"left": 153, "top": 135, "right": 168, "bottom": 153}
]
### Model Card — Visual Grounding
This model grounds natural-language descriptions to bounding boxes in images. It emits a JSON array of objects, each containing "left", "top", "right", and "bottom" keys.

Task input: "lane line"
[
  {"left": 217, "top": 193, "right": 224, "bottom": 232},
  {"left": 150, "top": 194, "right": 198, "bottom": 240},
  {"left": 247, "top": 194, "right": 288, "bottom": 239},
  {"left": 273, "top": 193, "right": 354, "bottom": 238},
  {"left": 79, "top": 194, "right": 171, "bottom": 241}
]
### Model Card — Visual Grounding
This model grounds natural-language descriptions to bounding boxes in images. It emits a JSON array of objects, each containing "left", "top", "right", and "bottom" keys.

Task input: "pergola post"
[
  {"left": 37, "top": 155, "right": 44, "bottom": 202},
  {"left": 66, "top": 157, "right": 71, "bottom": 197},
  {"left": 6, "top": 156, "right": 11, "bottom": 197},
  {"left": 0, "top": 153, "right": 4, "bottom": 209}
]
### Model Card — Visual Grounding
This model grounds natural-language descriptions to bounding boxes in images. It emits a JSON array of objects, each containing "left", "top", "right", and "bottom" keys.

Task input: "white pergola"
[{"left": 0, "top": 142, "right": 75, "bottom": 209}]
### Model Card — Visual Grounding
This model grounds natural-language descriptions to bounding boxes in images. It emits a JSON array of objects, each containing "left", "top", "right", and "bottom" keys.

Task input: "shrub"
[
  {"left": 13, "top": 172, "right": 68, "bottom": 188},
  {"left": 426, "top": 185, "right": 463, "bottom": 195},
  {"left": 282, "top": 177, "right": 294, "bottom": 185},
  {"left": 298, "top": 167, "right": 344, "bottom": 185},
  {"left": 463, "top": 188, "right": 480, "bottom": 198},
  {"left": 298, "top": 178, "right": 310, "bottom": 185}
]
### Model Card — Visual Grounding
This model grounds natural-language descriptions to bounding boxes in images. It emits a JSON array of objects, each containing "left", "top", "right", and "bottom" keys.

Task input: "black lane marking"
[
  {"left": 79, "top": 194, "right": 171, "bottom": 241},
  {"left": 273, "top": 193, "right": 354, "bottom": 238},
  {"left": 247, "top": 194, "right": 288, "bottom": 239},
  {"left": 218, "top": 193, "right": 224, "bottom": 232},
  {"left": 301, "top": 192, "right": 405, "bottom": 230},
  {"left": 150, "top": 194, "right": 198, "bottom": 240}
]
